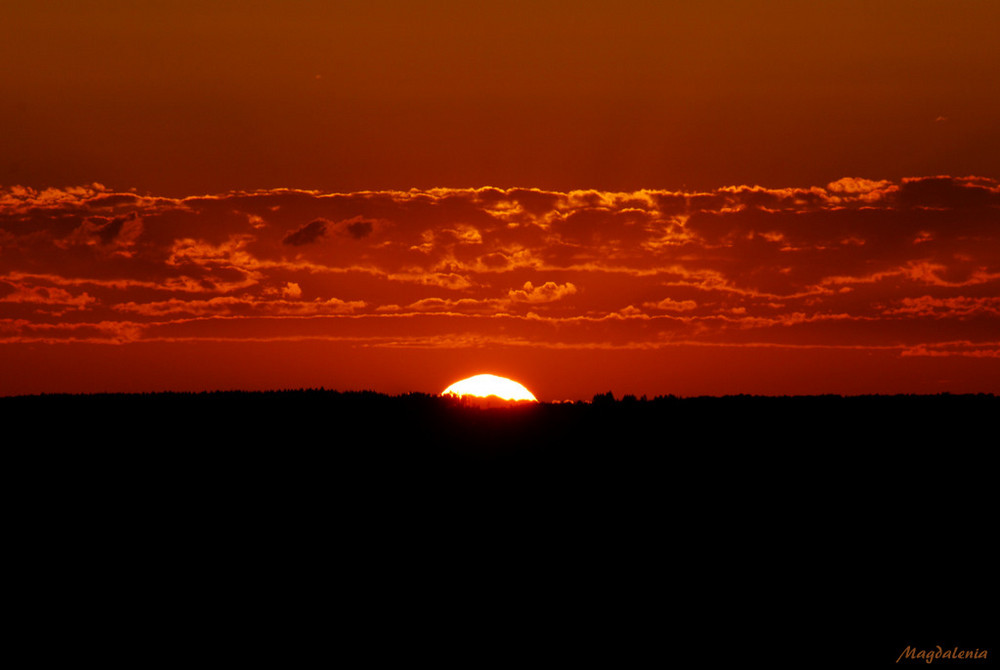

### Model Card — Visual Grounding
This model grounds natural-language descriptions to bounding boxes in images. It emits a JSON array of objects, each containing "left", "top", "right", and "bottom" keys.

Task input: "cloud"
[
  {"left": 282, "top": 218, "right": 329, "bottom": 246},
  {"left": 344, "top": 219, "right": 374, "bottom": 239},
  {"left": 883, "top": 295, "right": 1000, "bottom": 318},
  {"left": 900, "top": 341, "right": 1000, "bottom": 358},
  {"left": 113, "top": 295, "right": 364, "bottom": 317},
  {"left": 897, "top": 176, "right": 1000, "bottom": 210},
  {"left": 507, "top": 281, "right": 577, "bottom": 303},
  {"left": 281, "top": 282, "right": 303, "bottom": 299},
  {"left": 644, "top": 298, "right": 698, "bottom": 312},
  {"left": 0, "top": 279, "right": 96, "bottom": 311},
  {"left": 2, "top": 176, "right": 998, "bottom": 359},
  {"left": 825, "top": 177, "right": 895, "bottom": 199},
  {"left": 66, "top": 211, "right": 144, "bottom": 247}
]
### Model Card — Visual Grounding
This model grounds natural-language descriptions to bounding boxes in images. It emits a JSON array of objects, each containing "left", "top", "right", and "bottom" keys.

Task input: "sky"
[{"left": 2, "top": 1, "right": 999, "bottom": 399}]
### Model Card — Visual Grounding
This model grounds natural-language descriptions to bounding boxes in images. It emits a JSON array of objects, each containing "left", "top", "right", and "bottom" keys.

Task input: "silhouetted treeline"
[
  {"left": 6, "top": 388, "right": 994, "bottom": 522},
  {"left": 5, "top": 389, "right": 996, "bottom": 464},
  {"left": 6, "top": 388, "right": 994, "bottom": 456},
  {"left": 4, "top": 389, "right": 993, "bottom": 660}
]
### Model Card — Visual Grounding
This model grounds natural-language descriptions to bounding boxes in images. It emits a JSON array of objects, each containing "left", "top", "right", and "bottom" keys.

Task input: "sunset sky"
[{"left": 3, "top": 1, "right": 999, "bottom": 399}]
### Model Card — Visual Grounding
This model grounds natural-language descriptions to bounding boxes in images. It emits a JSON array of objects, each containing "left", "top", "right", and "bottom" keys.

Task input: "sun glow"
[{"left": 442, "top": 374, "right": 538, "bottom": 402}]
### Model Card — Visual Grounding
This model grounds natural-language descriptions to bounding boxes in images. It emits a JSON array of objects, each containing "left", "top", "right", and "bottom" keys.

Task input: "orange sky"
[{"left": 2, "top": 2, "right": 999, "bottom": 398}]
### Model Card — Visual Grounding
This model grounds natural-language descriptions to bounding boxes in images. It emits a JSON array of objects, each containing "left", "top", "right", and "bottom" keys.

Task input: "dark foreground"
[{"left": 4, "top": 391, "right": 995, "bottom": 665}]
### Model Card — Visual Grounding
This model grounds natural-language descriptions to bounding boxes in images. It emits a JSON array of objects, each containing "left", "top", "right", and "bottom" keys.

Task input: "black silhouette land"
[{"left": 4, "top": 390, "right": 993, "bottom": 665}]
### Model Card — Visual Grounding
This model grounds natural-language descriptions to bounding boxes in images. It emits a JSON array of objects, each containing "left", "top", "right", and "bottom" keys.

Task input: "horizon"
[{"left": 3, "top": 385, "right": 996, "bottom": 404}]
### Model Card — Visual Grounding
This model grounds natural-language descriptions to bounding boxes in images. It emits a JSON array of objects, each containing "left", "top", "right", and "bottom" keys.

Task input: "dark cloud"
[
  {"left": 553, "top": 207, "right": 653, "bottom": 245},
  {"left": 507, "top": 188, "right": 562, "bottom": 216},
  {"left": 85, "top": 193, "right": 144, "bottom": 209},
  {"left": 92, "top": 211, "right": 140, "bottom": 245},
  {"left": 345, "top": 219, "right": 373, "bottom": 239},
  {"left": 897, "top": 176, "right": 1000, "bottom": 210},
  {"left": 282, "top": 218, "right": 329, "bottom": 246}
]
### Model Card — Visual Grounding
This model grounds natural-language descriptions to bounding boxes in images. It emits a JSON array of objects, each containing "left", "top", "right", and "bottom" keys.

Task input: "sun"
[{"left": 442, "top": 374, "right": 538, "bottom": 402}]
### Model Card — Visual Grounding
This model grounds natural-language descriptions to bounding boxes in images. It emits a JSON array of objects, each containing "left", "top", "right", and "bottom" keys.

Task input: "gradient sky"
[{"left": 2, "top": 1, "right": 999, "bottom": 399}]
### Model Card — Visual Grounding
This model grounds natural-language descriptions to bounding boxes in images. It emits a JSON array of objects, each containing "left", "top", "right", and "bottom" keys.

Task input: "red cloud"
[
  {"left": 507, "top": 281, "right": 577, "bottom": 303},
  {"left": 2, "top": 177, "right": 999, "bottom": 382}
]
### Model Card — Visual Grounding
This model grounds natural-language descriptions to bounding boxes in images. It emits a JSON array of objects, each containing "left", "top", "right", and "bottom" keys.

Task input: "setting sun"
[{"left": 442, "top": 374, "right": 538, "bottom": 402}]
